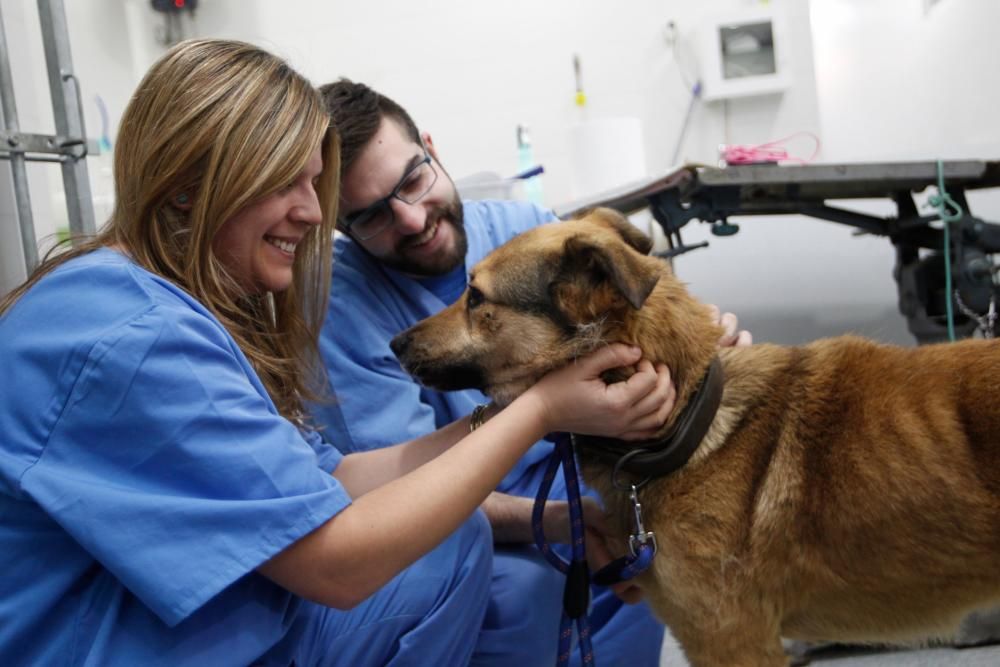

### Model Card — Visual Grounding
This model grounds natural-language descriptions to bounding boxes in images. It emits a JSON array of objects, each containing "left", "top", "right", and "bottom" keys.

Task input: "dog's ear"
[
  {"left": 557, "top": 234, "right": 660, "bottom": 310},
  {"left": 582, "top": 207, "right": 654, "bottom": 255}
]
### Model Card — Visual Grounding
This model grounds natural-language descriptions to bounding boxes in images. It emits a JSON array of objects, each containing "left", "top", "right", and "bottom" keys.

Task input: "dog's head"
[{"left": 390, "top": 208, "right": 669, "bottom": 405}]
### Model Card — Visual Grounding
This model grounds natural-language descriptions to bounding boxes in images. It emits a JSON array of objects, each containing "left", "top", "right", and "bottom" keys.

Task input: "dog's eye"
[{"left": 467, "top": 286, "right": 484, "bottom": 309}]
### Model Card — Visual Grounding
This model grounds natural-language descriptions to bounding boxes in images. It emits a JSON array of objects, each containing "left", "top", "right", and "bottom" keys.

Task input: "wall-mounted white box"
[{"left": 698, "top": 6, "right": 791, "bottom": 102}]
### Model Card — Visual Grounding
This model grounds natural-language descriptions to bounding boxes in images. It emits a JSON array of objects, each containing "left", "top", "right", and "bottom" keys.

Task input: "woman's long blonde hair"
[{"left": 0, "top": 39, "right": 340, "bottom": 424}]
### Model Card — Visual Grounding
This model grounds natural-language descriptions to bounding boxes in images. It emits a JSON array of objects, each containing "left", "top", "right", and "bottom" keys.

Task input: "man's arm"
[
  {"left": 481, "top": 491, "right": 551, "bottom": 543},
  {"left": 481, "top": 490, "right": 606, "bottom": 543},
  {"left": 481, "top": 489, "right": 644, "bottom": 602}
]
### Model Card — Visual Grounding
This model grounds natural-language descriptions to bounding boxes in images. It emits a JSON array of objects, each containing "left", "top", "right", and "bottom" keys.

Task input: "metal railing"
[{"left": 0, "top": 0, "right": 95, "bottom": 274}]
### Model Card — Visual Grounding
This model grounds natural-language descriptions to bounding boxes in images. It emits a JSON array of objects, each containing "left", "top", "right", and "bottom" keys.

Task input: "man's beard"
[{"left": 382, "top": 191, "right": 468, "bottom": 277}]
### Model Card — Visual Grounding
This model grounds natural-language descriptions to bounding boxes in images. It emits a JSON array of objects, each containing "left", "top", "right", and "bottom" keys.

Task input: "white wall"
[
  {"left": 7, "top": 0, "right": 1000, "bottom": 344},
  {"left": 812, "top": 0, "right": 1000, "bottom": 162},
  {"left": 238, "top": 0, "right": 855, "bottom": 343},
  {"left": 249, "top": 0, "right": 818, "bottom": 207}
]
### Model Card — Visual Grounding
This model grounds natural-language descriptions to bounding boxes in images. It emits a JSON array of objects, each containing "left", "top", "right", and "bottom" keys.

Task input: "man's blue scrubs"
[{"left": 315, "top": 200, "right": 666, "bottom": 665}]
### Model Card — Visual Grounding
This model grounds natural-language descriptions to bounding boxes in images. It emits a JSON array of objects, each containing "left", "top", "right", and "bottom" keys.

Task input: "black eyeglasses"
[{"left": 338, "top": 151, "right": 438, "bottom": 240}]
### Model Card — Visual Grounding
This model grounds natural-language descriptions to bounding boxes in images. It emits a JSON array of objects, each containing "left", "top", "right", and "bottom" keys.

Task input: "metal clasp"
[{"left": 627, "top": 484, "right": 657, "bottom": 557}]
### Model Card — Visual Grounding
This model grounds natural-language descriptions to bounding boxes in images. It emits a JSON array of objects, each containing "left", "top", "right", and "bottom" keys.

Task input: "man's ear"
[
  {"left": 422, "top": 131, "right": 439, "bottom": 162},
  {"left": 557, "top": 234, "right": 660, "bottom": 310}
]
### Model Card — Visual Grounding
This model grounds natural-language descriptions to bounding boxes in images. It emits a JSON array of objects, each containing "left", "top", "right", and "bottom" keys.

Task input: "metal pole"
[
  {"left": 0, "top": 4, "right": 40, "bottom": 271},
  {"left": 37, "top": 0, "right": 96, "bottom": 238}
]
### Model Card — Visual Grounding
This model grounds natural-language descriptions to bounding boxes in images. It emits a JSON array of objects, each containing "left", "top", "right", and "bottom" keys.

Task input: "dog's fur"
[{"left": 390, "top": 208, "right": 1000, "bottom": 666}]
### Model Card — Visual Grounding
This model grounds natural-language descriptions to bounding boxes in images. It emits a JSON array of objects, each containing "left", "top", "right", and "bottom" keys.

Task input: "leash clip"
[{"left": 627, "top": 484, "right": 657, "bottom": 558}]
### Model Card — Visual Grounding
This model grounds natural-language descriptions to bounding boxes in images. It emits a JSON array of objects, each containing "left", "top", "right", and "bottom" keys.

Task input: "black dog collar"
[{"left": 578, "top": 357, "right": 725, "bottom": 479}]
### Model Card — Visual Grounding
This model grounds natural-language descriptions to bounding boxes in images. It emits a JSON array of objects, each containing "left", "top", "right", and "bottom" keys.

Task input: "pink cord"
[{"left": 719, "top": 131, "right": 821, "bottom": 166}]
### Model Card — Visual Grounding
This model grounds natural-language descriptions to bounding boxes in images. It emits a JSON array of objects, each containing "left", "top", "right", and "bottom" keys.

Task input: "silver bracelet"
[{"left": 469, "top": 404, "right": 490, "bottom": 432}]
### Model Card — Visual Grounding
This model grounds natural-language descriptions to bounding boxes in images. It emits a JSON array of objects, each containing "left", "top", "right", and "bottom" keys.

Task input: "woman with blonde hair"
[{"left": 0, "top": 39, "right": 674, "bottom": 665}]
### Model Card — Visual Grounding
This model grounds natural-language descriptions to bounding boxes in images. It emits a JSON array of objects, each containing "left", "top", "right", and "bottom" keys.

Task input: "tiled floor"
[
  {"left": 659, "top": 634, "right": 1000, "bottom": 666},
  {"left": 796, "top": 643, "right": 1000, "bottom": 666}
]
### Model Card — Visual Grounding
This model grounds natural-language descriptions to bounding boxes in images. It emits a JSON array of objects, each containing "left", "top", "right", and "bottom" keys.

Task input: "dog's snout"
[
  {"left": 389, "top": 331, "right": 411, "bottom": 360},
  {"left": 389, "top": 322, "right": 489, "bottom": 393}
]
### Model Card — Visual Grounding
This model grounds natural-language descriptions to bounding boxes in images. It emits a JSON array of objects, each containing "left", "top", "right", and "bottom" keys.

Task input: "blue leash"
[
  {"left": 532, "top": 434, "right": 595, "bottom": 666},
  {"left": 532, "top": 436, "right": 659, "bottom": 667}
]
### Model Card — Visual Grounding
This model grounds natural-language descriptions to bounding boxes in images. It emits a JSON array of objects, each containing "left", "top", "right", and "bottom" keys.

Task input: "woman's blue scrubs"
[{"left": 0, "top": 249, "right": 491, "bottom": 666}]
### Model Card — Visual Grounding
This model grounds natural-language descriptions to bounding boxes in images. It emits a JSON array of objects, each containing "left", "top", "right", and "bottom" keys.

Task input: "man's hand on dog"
[{"left": 709, "top": 304, "right": 753, "bottom": 347}]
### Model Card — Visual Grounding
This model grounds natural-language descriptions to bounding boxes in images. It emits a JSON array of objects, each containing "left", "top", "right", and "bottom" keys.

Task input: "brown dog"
[{"left": 390, "top": 208, "right": 1000, "bottom": 666}]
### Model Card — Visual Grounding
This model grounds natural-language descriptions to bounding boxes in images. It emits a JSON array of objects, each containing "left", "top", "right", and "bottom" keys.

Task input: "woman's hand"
[{"left": 526, "top": 343, "right": 675, "bottom": 440}]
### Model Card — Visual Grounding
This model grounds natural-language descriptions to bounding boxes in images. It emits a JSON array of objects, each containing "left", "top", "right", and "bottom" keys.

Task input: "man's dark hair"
[{"left": 319, "top": 78, "right": 421, "bottom": 175}]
